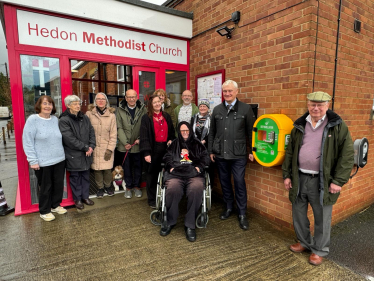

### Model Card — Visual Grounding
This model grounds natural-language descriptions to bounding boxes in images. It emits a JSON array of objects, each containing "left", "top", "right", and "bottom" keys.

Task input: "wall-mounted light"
[
  {"left": 216, "top": 26, "right": 235, "bottom": 39},
  {"left": 216, "top": 11, "right": 240, "bottom": 39}
]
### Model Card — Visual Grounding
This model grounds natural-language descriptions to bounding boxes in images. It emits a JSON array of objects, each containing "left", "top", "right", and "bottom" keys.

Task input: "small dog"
[{"left": 112, "top": 166, "right": 126, "bottom": 191}]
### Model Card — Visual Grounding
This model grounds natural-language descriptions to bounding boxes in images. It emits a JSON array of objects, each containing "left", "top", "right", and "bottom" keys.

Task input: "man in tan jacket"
[{"left": 117, "top": 89, "right": 147, "bottom": 198}]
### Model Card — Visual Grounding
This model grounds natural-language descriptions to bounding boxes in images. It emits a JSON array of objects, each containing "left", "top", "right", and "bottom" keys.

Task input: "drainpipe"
[
  {"left": 332, "top": 0, "right": 343, "bottom": 111},
  {"left": 103, "top": 64, "right": 107, "bottom": 94}
]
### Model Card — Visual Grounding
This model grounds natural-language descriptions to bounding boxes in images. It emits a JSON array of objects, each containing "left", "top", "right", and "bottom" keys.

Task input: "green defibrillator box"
[{"left": 252, "top": 114, "right": 294, "bottom": 167}]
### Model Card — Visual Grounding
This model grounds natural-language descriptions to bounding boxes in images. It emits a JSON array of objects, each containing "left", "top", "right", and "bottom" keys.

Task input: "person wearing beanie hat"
[
  {"left": 282, "top": 91, "right": 354, "bottom": 266},
  {"left": 191, "top": 99, "right": 211, "bottom": 146},
  {"left": 198, "top": 99, "right": 210, "bottom": 109}
]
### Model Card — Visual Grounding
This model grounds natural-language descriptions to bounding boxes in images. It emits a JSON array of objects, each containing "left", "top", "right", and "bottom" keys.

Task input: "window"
[
  {"left": 165, "top": 70, "right": 187, "bottom": 108},
  {"left": 20, "top": 55, "right": 66, "bottom": 204},
  {"left": 71, "top": 61, "right": 132, "bottom": 112}
]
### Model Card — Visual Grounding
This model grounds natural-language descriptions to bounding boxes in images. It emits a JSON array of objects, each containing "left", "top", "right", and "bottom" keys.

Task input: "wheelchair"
[{"left": 150, "top": 165, "right": 211, "bottom": 229}]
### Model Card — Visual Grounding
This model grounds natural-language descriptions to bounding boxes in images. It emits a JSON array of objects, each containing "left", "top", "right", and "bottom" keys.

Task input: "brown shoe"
[
  {"left": 82, "top": 198, "right": 94, "bottom": 206},
  {"left": 309, "top": 253, "right": 323, "bottom": 266},
  {"left": 290, "top": 242, "right": 307, "bottom": 253},
  {"left": 74, "top": 200, "right": 84, "bottom": 210}
]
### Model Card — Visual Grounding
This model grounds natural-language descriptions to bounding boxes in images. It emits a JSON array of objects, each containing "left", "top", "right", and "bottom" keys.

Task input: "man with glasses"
[
  {"left": 282, "top": 91, "right": 354, "bottom": 266},
  {"left": 117, "top": 89, "right": 147, "bottom": 198},
  {"left": 174, "top": 90, "right": 199, "bottom": 129}
]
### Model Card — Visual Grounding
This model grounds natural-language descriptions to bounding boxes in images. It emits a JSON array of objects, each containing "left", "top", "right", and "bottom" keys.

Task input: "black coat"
[
  {"left": 59, "top": 109, "right": 96, "bottom": 171},
  {"left": 139, "top": 112, "right": 175, "bottom": 157},
  {"left": 208, "top": 99, "right": 255, "bottom": 159},
  {"left": 163, "top": 121, "right": 210, "bottom": 180}
]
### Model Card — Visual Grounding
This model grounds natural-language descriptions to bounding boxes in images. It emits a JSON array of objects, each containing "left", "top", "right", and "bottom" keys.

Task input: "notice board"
[{"left": 195, "top": 70, "right": 225, "bottom": 111}]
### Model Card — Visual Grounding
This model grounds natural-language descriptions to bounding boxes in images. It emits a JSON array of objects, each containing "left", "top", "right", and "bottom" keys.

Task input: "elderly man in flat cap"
[{"left": 282, "top": 91, "right": 354, "bottom": 266}]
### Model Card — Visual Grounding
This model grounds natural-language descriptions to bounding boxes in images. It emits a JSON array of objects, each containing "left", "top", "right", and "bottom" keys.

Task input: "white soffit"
[{"left": 1, "top": 0, "right": 192, "bottom": 38}]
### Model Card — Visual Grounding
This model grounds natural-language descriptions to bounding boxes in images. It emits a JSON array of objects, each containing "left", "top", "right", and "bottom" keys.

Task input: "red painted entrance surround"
[{"left": 3, "top": 4, "right": 190, "bottom": 215}]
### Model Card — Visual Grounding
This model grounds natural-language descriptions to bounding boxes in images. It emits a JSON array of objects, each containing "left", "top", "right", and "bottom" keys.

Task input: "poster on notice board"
[{"left": 196, "top": 70, "right": 225, "bottom": 111}]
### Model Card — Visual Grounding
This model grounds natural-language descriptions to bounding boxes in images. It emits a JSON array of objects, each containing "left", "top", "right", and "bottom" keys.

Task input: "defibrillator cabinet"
[{"left": 252, "top": 114, "right": 294, "bottom": 167}]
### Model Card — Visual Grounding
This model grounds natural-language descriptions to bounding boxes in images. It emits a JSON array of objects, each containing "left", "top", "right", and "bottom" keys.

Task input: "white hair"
[
  {"left": 64, "top": 95, "right": 81, "bottom": 107},
  {"left": 222, "top": 80, "right": 238, "bottom": 89},
  {"left": 94, "top": 92, "right": 110, "bottom": 109}
]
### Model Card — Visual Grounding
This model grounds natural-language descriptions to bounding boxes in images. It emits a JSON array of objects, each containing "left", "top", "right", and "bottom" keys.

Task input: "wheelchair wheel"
[
  {"left": 196, "top": 213, "right": 209, "bottom": 229},
  {"left": 156, "top": 170, "right": 163, "bottom": 209},
  {"left": 205, "top": 174, "right": 212, "bottom": 210},
  {"left": 150, "top": 210, "right": 162, "bottom": 226}
]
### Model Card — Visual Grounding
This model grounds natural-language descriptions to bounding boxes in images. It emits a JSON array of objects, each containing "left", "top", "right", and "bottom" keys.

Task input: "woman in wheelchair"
[{"left": 161, "top": 121, "right": 210, "bottom": 242}]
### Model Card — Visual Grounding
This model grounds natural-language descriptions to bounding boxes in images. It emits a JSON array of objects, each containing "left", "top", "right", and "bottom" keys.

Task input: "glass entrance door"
[
  {"left": 133, "top": 67, "right": 160, "bottom": 108},
  {"left": 20, "top": 55, "right": 67, "bottom": 205}
]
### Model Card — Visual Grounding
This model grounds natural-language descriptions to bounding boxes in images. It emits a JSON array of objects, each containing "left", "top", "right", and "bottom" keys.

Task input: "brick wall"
[{"left": 172, "top": 0, "right": 374, "bottom": 231}]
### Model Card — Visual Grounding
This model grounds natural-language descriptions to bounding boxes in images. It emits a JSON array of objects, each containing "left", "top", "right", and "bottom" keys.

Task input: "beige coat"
[{"left": 86, "top": 105, "right": 117, "bottom": 170}]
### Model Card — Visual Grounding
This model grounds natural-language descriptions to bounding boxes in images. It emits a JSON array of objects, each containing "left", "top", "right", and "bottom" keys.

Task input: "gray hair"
[
  {"left": 94, "top": 92, "right": 110, "bottom": 109},
  {"left": 222, "top": 80, "right": 238, "bottom": 89},
  {"left": 64, "top": 95, "right": 81, "bottom": 107}
]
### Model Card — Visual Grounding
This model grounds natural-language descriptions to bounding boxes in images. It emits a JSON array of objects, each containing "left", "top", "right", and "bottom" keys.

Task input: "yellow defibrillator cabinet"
[{"left": 252, "top": 114, "right": 294, "bottom": 167}]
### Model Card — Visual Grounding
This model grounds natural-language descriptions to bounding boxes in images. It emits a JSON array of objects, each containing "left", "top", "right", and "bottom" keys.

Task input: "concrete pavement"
[{"left": 0, "top": 125, "right": 372, "bottom": 280}]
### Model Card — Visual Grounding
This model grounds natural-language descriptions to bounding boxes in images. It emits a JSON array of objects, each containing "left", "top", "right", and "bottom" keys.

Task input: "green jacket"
[
  {"left": 116, "top": 99, "right": 147, "bottom": 153},
  {"left": 282, "top": 109, "right": 354, "bottom": 206},
  {"left": 174, "top": 103, "right": 199, "bottom": 128},
  {"left": 163, "top": 97, "right": 177, "bottom": 131}
]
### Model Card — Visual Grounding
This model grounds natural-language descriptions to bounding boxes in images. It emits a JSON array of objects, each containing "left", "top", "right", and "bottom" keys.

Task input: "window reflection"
[
  {"left": 166, "top": 70, "right": 187, "bottom": 109},
  {"left": 21, "top": 55, "right": 62, "bottom": 119},
  {"left": 71, "top": 61, "right": 132, "bottom": 112},
  {"left": 20, "top": 55, "right": 66, "bottom": 204}
]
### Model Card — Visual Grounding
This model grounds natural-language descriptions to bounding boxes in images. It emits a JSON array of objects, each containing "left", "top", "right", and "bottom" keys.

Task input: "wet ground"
[{"left": 0, "top": 125, "right": 373, "bottom": 280}]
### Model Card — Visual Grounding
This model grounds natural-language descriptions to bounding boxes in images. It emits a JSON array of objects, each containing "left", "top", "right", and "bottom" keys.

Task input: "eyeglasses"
[
  {"left": 126, "top": 96, "right": 137, "bottom": 99},
  {"left": 308, "top": 102, "right": 327, "bottom": 108},
  {"left": 96, "top": 98, "right": 106, "bottom": 101},
  {"left": 70, "top": 102, "right": 82, "bottom": 106},
  {"left": 180, "top": 130, "right": 189, "bottom": 133}
]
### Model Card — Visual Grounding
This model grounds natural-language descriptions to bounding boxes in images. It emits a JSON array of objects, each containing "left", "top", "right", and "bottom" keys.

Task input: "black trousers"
[
  {"left": 34, "top": 160, "right": 66, "bottom": 215},
  {"left": 145, "top": 142, "right": 167, "bottom": 205},
  {"left": 69, "top": 170, "right": 90, "bottom": 201},
  {"left": 216, "top": 157, "right": 248, "bottom": 215},
  {"left": 123, "top": 152, "right": 142, "bottom": 189},
  {"left": 165, "top": 176, "right": 205, "bottom": 229}
]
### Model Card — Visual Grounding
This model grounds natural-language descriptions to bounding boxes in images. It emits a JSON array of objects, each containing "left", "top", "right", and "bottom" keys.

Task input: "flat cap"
[{"left": 307, "top": 91, "right": 331, "bottom": 102}]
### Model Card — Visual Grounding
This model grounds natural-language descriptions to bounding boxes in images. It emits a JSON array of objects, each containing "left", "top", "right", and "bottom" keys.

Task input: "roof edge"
[{"left": 116, "top": 0, "right": 193, "bottom": 19}]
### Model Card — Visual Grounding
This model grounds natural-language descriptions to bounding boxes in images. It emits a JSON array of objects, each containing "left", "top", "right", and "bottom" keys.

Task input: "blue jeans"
[{"left": 216, "top": 157, "right": 248, "bottom": 215}]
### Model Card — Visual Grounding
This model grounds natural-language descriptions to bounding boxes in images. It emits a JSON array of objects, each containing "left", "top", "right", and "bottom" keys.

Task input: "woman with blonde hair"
[
  {"left": 154, "top": 89, "right": 177, "bottom": 131},
  {"left": 86, "top": 93, "right": 117, "bottom": 198}
]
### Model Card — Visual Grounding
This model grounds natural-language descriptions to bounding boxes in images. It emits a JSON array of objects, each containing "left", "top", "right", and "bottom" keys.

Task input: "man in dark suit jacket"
[{"left": 208, "top": 80, "right": 256, "bottom": 230}]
